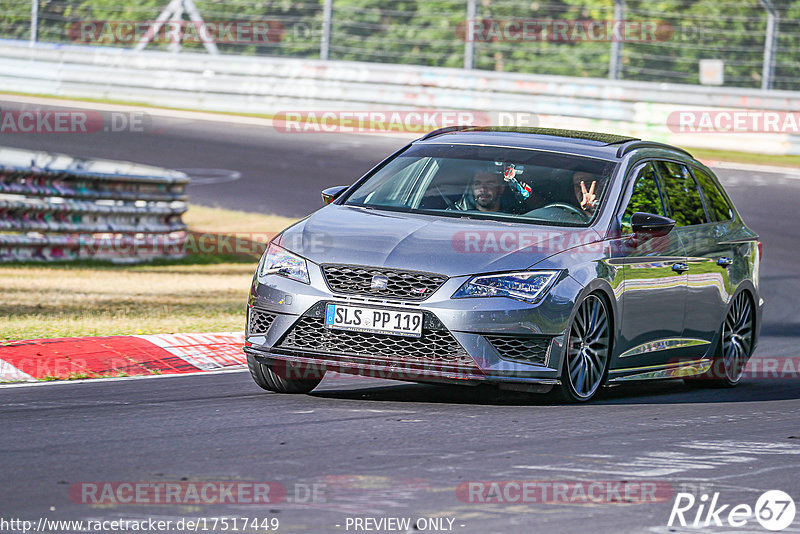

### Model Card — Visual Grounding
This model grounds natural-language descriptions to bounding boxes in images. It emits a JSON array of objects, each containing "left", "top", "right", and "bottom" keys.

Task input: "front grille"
[
  {"left": 277, "top": 311, "right": 474, "bottom": 366},
  {"left": 485, "top": 335, "right": 552, "bottom": 366},
  {"left": 321, "top": 264, "right": 446, "bottom": 301},
  {"left": 247, "top": 308, "right": 277, "bottom": 335}
]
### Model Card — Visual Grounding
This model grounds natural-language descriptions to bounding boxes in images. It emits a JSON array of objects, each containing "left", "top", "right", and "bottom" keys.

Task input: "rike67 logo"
[{"left": 668, "top": 490, "right": 796, "bottom": 531}]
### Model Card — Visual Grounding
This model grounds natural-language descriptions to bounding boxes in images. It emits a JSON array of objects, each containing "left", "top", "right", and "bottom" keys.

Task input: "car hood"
[{"left": 276, "top": 205, "right": 602, "bottom": 277}]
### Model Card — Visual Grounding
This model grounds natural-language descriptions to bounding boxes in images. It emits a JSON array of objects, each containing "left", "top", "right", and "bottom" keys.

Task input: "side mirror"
[
  {"left": 321, "top": 185, "right": 348, "bottom": 205},
  {"left": 630, "top": 212, "right": 675, "bottom": 237}
]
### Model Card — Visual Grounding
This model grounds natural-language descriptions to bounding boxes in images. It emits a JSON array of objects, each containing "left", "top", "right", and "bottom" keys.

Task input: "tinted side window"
[
  {"left": 349, "top": 157, "right": 434, "bottom": 207},
  {"left": 621, "top": 162, "right": 666, "bottom": 234},
  {"left": 693, "top": 167, "right": 733, "bottom": 222},
  {"left": 656, "top": 161, "right": 707, "bottom": 226}
]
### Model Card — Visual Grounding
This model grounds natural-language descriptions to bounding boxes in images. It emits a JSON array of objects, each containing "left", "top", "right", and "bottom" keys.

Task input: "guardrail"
[
  {"left": 1, "top": 40, "right": 799, "bottom": 155},
  {"left": 0, "top": 146, "right": 188, "bottom": 262}
]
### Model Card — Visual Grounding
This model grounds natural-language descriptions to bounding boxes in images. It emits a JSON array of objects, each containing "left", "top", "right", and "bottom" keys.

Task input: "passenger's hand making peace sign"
[{"left": 579, "top": 180, "right": 597, "bottom": 211}]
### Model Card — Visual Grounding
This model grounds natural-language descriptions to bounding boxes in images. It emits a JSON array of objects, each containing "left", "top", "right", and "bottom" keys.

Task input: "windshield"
[{"left": 344, "top": 143, "right": 617, "bottom": 226}]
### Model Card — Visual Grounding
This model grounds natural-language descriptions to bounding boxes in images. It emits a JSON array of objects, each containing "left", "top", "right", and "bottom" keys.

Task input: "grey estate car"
[{"left": 244, "top": 127, "right": 762, "bottom": 402}]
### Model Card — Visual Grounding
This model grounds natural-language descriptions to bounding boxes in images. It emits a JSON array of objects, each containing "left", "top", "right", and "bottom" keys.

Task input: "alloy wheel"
[
  {"left": 721, "top": 292, "right": 754, "bottom": 384},
  {"left": 565, "top": 294, "right": 611, "bottom": 400}
]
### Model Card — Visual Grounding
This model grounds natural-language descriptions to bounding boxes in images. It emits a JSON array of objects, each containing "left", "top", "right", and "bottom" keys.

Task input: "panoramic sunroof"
[{"left": 426, "top": 126, "right": 639, "bottom": 145}]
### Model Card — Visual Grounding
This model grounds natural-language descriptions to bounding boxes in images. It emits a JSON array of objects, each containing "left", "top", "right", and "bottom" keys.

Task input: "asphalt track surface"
[{"left": 1, "top": 100, "right": 799, "bottom": 533}]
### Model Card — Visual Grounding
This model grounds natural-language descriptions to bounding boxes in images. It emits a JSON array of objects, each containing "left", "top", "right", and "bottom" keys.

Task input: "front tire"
[
  {"left": 247, "top": 355, "right": 324, "bottom": 393},
  {"left": 554, "top": 293, "right": 611, "bottom": 403}
]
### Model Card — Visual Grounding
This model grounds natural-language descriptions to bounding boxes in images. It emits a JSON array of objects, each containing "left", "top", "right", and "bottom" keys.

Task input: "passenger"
[{"left": 572, "top": 171, "right": 602, "bottom": 216}]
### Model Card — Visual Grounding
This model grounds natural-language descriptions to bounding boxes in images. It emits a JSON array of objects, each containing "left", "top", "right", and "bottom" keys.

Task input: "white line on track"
[{"left": 513, "top": 440, "right": 800, "bottom": 478}]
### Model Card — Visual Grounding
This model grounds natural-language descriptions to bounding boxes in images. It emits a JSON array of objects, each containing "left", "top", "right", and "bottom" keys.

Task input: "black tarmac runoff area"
[{"left": 1, "top": 99, "right": 799, "bottom": 533}]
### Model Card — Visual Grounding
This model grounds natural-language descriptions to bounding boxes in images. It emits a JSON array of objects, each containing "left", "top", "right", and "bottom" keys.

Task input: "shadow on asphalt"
[{"left": 310, "top": 378, "right": 800, "bottom": 406}]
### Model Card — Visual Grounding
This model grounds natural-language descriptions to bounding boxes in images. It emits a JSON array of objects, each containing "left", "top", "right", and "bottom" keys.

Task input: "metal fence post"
[
  {"left": 464, "top": 0, "right": 477, "bottom": 69},
  {"left": 135, "top": 0, "right": 218, "bottom": 54},
  {"left": 29, "top": 0, "right": 38, "bottom": 46},
  {"left": 609, "top": 0, "right": 625, "bottom": 79},
  {"left": 320, "top": 0, "right": 333, "bottom": 60},
  {"left": 758, "top": 0, "right": 778, "bottom": 90}
]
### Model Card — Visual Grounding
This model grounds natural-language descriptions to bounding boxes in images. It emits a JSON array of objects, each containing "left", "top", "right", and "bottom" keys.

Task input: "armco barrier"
[
  {"left": 1, "top": 40, "right": 800, "bottom": 154},
  {"left": 0, "top": 146, "right": 188, "bottom": 262}
]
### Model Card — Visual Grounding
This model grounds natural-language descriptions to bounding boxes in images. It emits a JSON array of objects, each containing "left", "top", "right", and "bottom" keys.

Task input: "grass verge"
[
  {"left": 688, "top": 147, "right": 800, "bottom": 169},
  {"left": 0, "top": 205, "right": 298, "bottom": 342}
]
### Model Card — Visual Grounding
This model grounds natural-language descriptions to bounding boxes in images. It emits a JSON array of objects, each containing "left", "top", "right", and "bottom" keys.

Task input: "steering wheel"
[
  {"left": 542, "top": 202, "right": 589, "bottom": 220},
  {"left": 434, "top": 184, "right": 459, "bottom": 210}
]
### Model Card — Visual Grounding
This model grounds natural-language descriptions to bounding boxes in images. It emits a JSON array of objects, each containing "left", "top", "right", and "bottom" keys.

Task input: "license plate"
[{"left": 324, "top": 303, "right": 423, "bottom": 338}]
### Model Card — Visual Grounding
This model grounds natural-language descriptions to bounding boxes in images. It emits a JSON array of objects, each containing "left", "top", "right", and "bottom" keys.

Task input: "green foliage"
[
  {"left": 0, "top": 0, "right": 35, "bottom": 40},
  {"left": 622, "top": 162, "right": 664, "bottom": 233},
  {"left": 330, "top": 0, "right": 466, "bottom": 66},
  {"left": 1, "top": 0, "right": 798, "bottom": 89},
  {"left": 656, "top": 160, "right": 707, "bottom": 227}
]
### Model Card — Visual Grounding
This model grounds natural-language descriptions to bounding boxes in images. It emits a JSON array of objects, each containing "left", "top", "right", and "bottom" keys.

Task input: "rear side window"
[
  {"left": 693, "top": 167, "right": 734, "bottom": 222},
  {"left": 655, "top": 161, "right": 708, "bottom": 227},
  {"left": 621, "top": 162, "right": 666, "bottom": 234}
]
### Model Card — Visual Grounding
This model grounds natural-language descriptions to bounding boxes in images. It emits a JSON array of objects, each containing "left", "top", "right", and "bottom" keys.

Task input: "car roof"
[{"left": 414, "top": 126, "right": 694, "bottom": 162}]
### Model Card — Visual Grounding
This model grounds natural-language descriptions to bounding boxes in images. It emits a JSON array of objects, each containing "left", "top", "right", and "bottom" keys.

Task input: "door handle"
[
  {"left": 717, "top": 257, "right": 733, "bottom": 267},
  {"left": 672, "top": 262, "right": 689, "bottom": 273}
]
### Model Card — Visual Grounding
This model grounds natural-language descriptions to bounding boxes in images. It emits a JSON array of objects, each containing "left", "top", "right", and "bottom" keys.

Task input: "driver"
[{"left": 456, "top": 170, "right": 507, "bottom": 212}]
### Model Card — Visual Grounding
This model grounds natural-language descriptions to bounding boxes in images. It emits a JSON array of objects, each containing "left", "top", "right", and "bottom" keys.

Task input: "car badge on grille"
[
  {"left": 370, "top": 274, "right": 389, "bottom": 290},
  {"left": 412, "top": 287, "right": 428, "bottom": 294}
]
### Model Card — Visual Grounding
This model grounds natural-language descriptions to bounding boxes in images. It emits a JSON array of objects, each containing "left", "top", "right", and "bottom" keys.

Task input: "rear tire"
[
  {"left": 247, "top": 355, "right": 324, "bottom": 393},
  {"left": 684, "top": 291, "right": 754, "bottom": 388}
]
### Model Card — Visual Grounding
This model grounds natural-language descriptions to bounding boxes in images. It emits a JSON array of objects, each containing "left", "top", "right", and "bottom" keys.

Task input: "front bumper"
[{"left": 245, "top": 265, "right": 583, "bottom": 386}]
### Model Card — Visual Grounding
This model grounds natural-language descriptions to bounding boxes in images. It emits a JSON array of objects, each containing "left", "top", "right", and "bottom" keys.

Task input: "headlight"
[
  {"left": 452, "top": 270, "right": 559, "bottom": 304},
  {"left": 258, "top": 243, "right": 310, "bottom": 284}
]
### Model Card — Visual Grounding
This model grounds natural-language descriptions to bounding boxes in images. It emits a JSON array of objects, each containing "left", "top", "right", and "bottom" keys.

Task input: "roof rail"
[
  {"left": 419, "top": 126, "right": 476, "bottom": 141},
  {"left": 421, "top": 126, "right": 642, "bottom": 145},
  {"left": 617, "top": 141, "right": 693, "bottom": 158}
]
